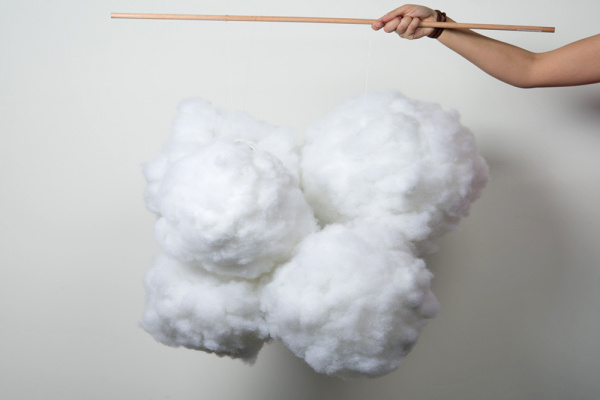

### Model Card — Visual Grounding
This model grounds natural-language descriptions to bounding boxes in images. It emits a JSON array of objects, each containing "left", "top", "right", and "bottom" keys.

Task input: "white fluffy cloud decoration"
[
  {"left": 146, "top": 140, "right": 316, "bottom": 279},
  {"left": 301, "top": 92, "right": 488, "bottom": 251},
  {"left": 140, "top": 91, "right": 488, "bottom": 378},
  {"left": 261, "top": 221, "right": 440, "bottom": 378}
]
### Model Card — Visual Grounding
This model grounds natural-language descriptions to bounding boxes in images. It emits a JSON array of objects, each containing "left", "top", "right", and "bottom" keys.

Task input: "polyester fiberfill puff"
[
  {"left": 261, "top": 222, "right": 440, "bottom": 378},
  {"left": 148, "top": 141, "right": 316, "bottom": 279},
  {"left": 140, "top": 93, "right": 488, "bottom": 378},
  {"left": 143, "top": 101, "right": 317, "bottom": 279},
  {"left": 140, "top": 99, "right": 316, "bottom": 361},
  {"left": 301, "top": 91, "right": 488, "bottom": 252},
  {"left": 140, "top": 254, "right": 268, "bottom": 362}
]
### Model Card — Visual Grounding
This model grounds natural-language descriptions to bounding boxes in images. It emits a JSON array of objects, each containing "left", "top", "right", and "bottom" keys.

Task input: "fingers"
[
  {"left": 372, "top": 4, "right": 437, "bottom": 38},
  {"left": 372, "top": 20, "right": 384, "bottom": 30},
  {"left": 403, "top": 17, "right": 423, "bottom": 39},
  {"left": 372, "top": 15, "right": 411, "bottom": 34},
  {"left": 383, "top": 17, "right": 401, "bottom": 33},
  {"left": 372, "top": 16, "right": 424, "bottom": 39},
  {"left": 372, "top": 5, "right": 410, "bottom": 30},
  {"left": 395, "top": 16, "right": 416, "bottom": 36}
]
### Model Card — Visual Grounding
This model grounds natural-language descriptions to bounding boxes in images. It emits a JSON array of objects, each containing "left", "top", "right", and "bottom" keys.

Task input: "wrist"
[{"left": 427, "top": 10, "right": 447, "bottom": 39}]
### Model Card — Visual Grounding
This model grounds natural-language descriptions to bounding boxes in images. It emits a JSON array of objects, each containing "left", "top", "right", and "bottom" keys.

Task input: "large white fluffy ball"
[
  {"left": 261, "top": 222, "right": 439, "bottom": 378},
  {"left": 146, "top": 141, "right": 316, "bottom": 279},
  {"left": 141, "top": 254, "right": 268, "bottom": 362},
  {"left": 301, "top": 91, "right": 488, "bottom": 249}
]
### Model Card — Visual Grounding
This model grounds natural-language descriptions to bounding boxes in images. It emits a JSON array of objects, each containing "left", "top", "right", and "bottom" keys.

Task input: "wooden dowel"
[
  {"left": 110, "top": 13, "right": 555, "bottom": 33},
  {"left": 420, "top": 21, "right": 555, "bottom": 33}
]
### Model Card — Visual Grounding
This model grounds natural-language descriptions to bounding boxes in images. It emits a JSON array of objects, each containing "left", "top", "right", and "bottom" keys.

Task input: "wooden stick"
[{"left": 110, "top": 13, "right": 555, "bottom": 33}]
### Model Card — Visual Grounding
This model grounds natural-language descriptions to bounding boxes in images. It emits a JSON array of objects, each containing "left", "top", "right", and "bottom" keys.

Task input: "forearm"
[
  {"left": 437, "top": 19, "right": 538, "bottom": 88},
  {"left": 374, "top": 5, "right": 600, "bottom": 88}
]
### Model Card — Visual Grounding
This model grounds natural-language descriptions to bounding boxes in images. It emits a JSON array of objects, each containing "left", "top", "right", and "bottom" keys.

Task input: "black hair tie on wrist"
[{"left": 428, "top": 10, "right": 447, "bottom": 39}]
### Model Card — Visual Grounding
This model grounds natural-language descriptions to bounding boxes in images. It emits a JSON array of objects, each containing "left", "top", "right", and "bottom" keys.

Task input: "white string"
[
  {"left": 225, "top": 23, "right": 234, "bottom": 108},
  {"left": 363, "top": 29, "right": 374, "bottom": 113},
  {"left": 242, "top": 23, "right": 257, "bottom": 110},
  {"left": 363, "top": 29, "right": 374, "bottom": 109}
]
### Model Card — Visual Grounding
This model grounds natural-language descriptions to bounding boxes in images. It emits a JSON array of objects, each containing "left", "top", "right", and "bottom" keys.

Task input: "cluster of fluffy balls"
[{"left": 141, "top": 91, "right": 488, "bottom": 378}]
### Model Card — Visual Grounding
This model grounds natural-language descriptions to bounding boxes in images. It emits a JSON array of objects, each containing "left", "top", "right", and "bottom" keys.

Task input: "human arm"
[{"left": 372, "top": 5, "right": 600, "bottom": 88}]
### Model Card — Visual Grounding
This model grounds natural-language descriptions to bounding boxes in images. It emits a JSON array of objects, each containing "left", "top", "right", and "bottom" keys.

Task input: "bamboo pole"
[{"left": 110, "top": 13, "right": 555, "bottom": 33}]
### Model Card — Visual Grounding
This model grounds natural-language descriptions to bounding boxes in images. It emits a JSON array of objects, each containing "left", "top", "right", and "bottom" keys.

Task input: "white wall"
[{"left": 1, "top": 1, "right": 599, "bottom": 399}]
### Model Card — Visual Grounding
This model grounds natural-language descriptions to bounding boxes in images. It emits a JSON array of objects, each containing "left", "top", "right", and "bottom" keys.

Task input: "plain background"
[{"left": 1, "top": 0, "right": 599, "bottom": 399}]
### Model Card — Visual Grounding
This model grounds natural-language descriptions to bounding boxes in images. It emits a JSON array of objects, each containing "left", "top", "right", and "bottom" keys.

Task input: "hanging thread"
[
  {"left": 225, "top": 23, "right": 235, "bottom": 108},
  {"left": 242, "top": 22, "right": 257, "bottom": 110},
  {"left": 363, "top": 29, "right": 374, "bottom": 112}
]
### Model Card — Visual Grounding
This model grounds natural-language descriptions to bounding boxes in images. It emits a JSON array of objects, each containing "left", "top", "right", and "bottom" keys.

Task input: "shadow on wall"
[
  {"left": 242, "top": 142, "right": 572, "bottom": 400},
  {"left": 421, "top": 143, "right": 571, "bottom": 398},
  {"left": 573, "top": 90, "right": 600, "bottom": 123},
  {"left": 246, "top": 342, "right": 348, "bottom": 400}
]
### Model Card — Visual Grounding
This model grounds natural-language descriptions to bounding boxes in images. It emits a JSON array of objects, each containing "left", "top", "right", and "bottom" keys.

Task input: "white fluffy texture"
[
  {"left": 169, "top": 98, "right": 300, "bottom": 179},
  {"left": 141, "top": 254, "right": 268, "bottom": 361},
  {"left": 302, "top": 91, "right": 489, "bottom": 251},
  {"left": 143, "top": 98, "right": 316, "bottom": 279},
  {"left": 141, "top": 93, "right": 488, "bottom": 378},
  {"left": 262, "top": 222, "right": 440, "bottom": 378},
  {"left": 147, "top": 140, "right": 316, "bottom": 279}
]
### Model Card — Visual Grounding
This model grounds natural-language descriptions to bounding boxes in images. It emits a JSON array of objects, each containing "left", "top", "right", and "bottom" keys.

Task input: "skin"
[{"left": 372, "top": 4, "right": 600, "bottom": 88}]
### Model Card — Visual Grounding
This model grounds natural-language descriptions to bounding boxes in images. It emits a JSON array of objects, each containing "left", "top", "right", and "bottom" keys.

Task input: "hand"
[{"left": 372, "top": 4, "right": 438, "bottom": 40}]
